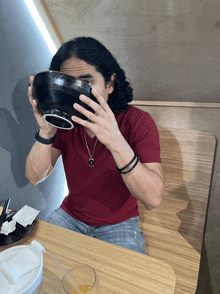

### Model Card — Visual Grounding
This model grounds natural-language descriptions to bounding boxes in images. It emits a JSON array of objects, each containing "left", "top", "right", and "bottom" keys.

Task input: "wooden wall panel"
[{"left": 44, "top": 0, "right": 220, "bottom": 103}]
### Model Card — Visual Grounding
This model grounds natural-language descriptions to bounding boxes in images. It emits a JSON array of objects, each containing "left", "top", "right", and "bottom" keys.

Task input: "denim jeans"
[{"left": 44, "top": 207, "right": 146, "bottom": 254}]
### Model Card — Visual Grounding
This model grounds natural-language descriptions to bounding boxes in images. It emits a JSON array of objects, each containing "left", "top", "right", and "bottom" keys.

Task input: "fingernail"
[
  {"left": 80, "top": 95, "right": 87, "bottom": 101},
  {"left": 73, "top": 103, "right": 80, "bottom": 108}
]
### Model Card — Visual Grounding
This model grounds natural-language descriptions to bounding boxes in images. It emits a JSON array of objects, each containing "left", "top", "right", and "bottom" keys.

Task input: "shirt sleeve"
[
  {"left": 130, "top": 110, "right": 162, "bottom": 164},
  {"left": 52, "top": 128, "right": 63, "bottom": 151}
]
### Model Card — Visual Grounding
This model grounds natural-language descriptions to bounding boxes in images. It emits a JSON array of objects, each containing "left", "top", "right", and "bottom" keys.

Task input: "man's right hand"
[{"left": 28, "top": 76, "right": 57, "bottom": 138}]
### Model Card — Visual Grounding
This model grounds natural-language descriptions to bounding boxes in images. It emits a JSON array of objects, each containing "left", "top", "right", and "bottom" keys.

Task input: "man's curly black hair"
[{"left": 49, "top": 37, "right": 133, "bottom": 114}]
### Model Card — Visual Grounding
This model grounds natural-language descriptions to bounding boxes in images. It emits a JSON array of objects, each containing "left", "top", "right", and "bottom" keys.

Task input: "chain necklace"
[{"left": 84, "top": 129, "right": 98, "bottom": 167}]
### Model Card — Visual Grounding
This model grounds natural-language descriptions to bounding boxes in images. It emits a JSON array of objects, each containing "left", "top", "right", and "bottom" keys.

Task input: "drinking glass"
[{"left": 62, "top": 264, "right": 101, "bottom": 294}]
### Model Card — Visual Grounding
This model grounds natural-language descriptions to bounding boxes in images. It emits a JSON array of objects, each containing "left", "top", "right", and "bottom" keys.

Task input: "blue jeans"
[{"left": 44, "top": 207, "right": 146, "bottom": 254}]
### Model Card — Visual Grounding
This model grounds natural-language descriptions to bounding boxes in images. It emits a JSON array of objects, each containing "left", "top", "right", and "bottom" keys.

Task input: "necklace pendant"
[{"left": 89, "top": 158, "right": 94, "bottom": 167}]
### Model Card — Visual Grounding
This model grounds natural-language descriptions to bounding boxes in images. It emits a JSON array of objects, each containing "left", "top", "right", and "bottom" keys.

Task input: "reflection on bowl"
[{"left": 33, "top": 71, "right": 97, "bottom": 130}]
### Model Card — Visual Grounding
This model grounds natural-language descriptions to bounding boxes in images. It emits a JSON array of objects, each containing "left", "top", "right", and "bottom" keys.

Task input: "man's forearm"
[
  {"left": 25, "top": 129, "right": 55, "bottom": 185},
  {"left": 109, "top": 135, "right": 164, "bottom": 209},
  {"left": 120, "top": 163, "right": 164, "bottom": 209},
  {"left": 25, "top": 140, "right": 52, "bottom": 185}
]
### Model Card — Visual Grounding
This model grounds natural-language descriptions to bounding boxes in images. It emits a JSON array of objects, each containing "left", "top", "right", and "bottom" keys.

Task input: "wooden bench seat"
[{"left": 138, "top": 127, "right": 216, "bottom": 294}]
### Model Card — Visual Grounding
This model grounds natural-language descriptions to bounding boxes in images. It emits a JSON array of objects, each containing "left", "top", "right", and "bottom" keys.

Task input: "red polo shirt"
[{"left": 52, "top": 106, "right": 161, "bottom": 226}]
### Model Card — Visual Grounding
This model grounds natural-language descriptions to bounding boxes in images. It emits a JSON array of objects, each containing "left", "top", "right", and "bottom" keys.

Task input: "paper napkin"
[
  {"left": 0, "top": 205, "right": 39, "bottom": 235},
  {"left": 12, "top": 205, "right": 40, "bottom": 227},
  {"left": 0, "top": 219, "right": 16, "bottom": 236}
]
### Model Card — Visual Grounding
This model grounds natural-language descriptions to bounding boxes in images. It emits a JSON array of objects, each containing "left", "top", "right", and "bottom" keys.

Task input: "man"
[{"left": 26, "top": 37, "right": 164, "bottom": 254}]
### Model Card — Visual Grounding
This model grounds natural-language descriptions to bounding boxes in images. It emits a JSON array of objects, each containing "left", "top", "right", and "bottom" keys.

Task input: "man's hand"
[{"left": 71, "top": 88, "right": 122, "bottom": 150}]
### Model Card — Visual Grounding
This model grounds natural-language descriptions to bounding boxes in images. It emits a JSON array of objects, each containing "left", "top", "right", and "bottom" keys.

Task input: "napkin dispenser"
[{"left": 0, "top": 240, "right": 45, "bottom": 294}]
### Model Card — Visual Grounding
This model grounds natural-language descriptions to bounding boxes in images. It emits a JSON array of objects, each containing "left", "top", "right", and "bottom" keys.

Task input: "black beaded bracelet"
[
  {"left": 35, "top": 129, "right": 56, "bottom": 145},
  {"left": 116, "top": 153, "right": 137, "bottom": 173},
  {"left": 118, "top": 156, "right": 139, "bottom": 174},
  {"left": 116, "top": 153, "right": 139, "bottom": 174}
]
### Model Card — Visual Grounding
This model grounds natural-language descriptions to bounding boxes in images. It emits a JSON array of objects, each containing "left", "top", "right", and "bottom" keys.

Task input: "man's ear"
[{"left": 107, "top": 73, "right": 116, "bottom": 94}]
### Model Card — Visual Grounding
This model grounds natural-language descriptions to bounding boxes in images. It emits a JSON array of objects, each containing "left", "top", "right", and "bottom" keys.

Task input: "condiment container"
[{"left": 0, "top": 240, "right": 45, "bottom": 294}]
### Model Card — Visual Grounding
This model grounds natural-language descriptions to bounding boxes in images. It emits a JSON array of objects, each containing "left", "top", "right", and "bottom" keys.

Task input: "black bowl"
[{"left": 32, "top": 71, "right": 97, "bottom": 130}]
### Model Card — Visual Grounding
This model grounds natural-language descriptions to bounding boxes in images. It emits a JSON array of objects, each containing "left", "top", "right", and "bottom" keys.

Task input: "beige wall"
[{"left": 44, "top": 0, "right": 220, "bottom": 102}]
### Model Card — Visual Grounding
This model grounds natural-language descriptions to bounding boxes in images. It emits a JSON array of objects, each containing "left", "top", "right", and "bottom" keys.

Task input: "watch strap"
[{"left": 35, "top": 129, "right": 56, "bottom": 145}]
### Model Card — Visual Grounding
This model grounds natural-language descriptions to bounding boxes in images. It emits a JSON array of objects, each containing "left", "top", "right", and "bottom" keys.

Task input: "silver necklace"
[{"left": 84, "top": 130, "right": 98, "bottom": 167}]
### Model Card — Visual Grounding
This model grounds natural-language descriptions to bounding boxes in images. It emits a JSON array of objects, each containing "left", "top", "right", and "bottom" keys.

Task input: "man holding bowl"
[{"left": 26, "top": 37, "right": 164, "bottom": 254}]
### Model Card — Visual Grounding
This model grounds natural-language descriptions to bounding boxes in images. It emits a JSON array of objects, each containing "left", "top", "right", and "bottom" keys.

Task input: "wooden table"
[{"left": 0, "top": 211, "right": 176, "bottom": 294}]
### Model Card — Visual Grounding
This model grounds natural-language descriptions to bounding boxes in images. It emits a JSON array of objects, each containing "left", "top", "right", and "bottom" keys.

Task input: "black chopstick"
[{"left": 0, "top": 199, "right": 11, "bottom": 232}]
